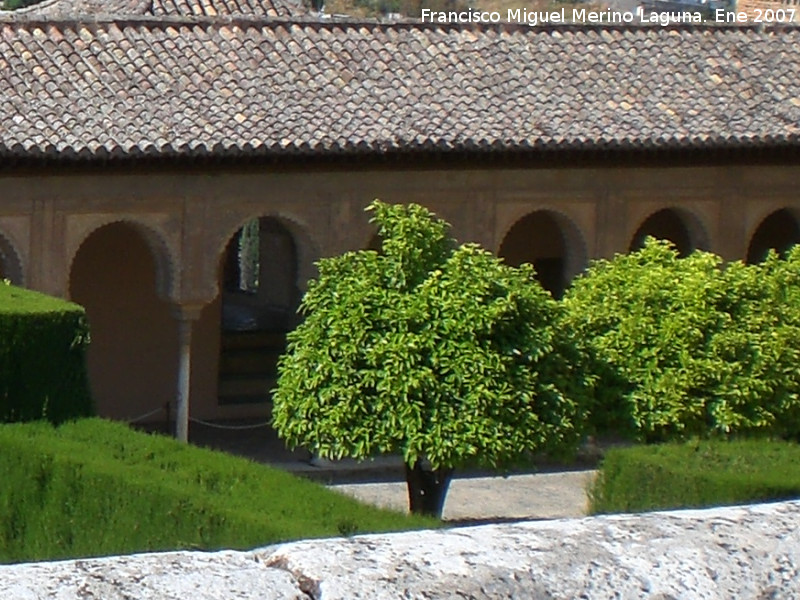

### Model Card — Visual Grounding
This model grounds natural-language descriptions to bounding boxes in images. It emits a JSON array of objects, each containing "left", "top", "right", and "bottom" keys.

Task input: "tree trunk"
[{"left": 404, "top": 459, "right": 454, "bottom": 518}]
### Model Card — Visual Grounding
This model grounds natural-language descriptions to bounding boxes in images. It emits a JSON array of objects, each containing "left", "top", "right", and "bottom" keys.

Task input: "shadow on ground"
[{"left": 138, "top": 418, "right": 608, "bottom": 486}]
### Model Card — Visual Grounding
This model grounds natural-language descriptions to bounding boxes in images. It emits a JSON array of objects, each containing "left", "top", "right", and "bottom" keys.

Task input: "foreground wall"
[{"left": 1, "top": 501, "right": 797, "bottom": 599}]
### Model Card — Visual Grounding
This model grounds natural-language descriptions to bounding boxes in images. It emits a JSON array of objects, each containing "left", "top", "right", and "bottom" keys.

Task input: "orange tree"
[
  {"left": 562, "top": 239, "right": 800, "bottom": 443},
  {"left": 272, "top": 201, "right": 589, "bottom": 517}
]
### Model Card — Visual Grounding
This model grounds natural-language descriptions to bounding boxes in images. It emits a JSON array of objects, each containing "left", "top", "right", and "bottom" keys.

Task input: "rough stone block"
[{"left": 1, "top": 501, "right": 797, "bottom": 599}]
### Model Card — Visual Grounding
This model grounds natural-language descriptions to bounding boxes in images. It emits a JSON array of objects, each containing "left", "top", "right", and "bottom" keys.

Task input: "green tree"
[
  {"left": 716, "top": 247, "right": 800, "bottom": 440},
  {"left": 563, "top": 238, "right": 800, "bottom": 443},
  {"left": 272, "top": 201, "right": 588, "bottom": 517}
]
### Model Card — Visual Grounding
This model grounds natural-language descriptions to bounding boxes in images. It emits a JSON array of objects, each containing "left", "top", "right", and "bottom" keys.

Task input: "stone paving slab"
[{"left": 331, "top": 470, "right": 597, "bottom": 521}]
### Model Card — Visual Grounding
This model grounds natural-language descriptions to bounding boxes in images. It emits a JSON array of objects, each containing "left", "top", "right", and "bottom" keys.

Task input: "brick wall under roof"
[{"left": 0, "top": 20, "right": 798, "bottom": 161}]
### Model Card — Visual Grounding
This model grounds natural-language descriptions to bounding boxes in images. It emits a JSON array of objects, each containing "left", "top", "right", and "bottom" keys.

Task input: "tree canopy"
[
  {"left": 563, "top": 238, "right": 800, "bottom": 443},
  {"left": 272, "top": 201, "right": 589, "bottom": 514}
]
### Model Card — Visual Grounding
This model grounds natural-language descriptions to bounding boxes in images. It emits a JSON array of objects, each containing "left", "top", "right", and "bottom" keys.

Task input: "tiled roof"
[
  {"left": 0, "top": 0, "right": 147, "bottom": 18},
  {"left": 2, "top": 0, "right": 306, "bottom": 18},
  {"left": 0, "top": 19, "right": 798, "bottom": 161},
  {"left": 150, "top": 0, "right": 305, "bottom": 18}
]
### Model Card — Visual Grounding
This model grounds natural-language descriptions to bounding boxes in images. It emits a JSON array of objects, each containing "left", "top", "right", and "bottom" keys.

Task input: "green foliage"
[
  {"left": 589, "top": 439, "right": 800, "bottom": 514},
  {"left": 562, "top": 239, "right": 800, "bottom": 442},
  {"left": 273, "top": 201, "right": 589, "bottom": 472},
  {"left": 720, "top": 247, "right": 800, "bottom": 440},
  {"left": 2, "top": 0, "right": 45, "bottom": 9},
  {"left": 0, "top": 283, "right": 93, "bottom": 424},
  {"left": 0, "top": 419, "right": 435, "bottom": 563}
]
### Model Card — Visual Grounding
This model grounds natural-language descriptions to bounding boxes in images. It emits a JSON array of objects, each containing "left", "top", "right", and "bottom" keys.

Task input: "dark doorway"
[
  {"left": 69, "top": 222, "right": 176, "bottom": 421},
  {"left": 499, "top": 211, "right": 584, "bottom": 298},
  {"left": 746, "top": 209, "right": 800, "bottom": 264},
  {"left": 218, "top": 217, "right": 299, "bottom": 405},
  {"left": 0, "top": 233, "right": 22, "bottom": 285},
  {"left": 630, "top": 208, "right": 701, "bottom": 257}
]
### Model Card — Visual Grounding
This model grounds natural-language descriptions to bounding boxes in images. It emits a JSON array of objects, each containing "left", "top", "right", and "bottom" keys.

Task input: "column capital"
[{"left": 171, "top": 302, "right": 206, "bottom": 322}]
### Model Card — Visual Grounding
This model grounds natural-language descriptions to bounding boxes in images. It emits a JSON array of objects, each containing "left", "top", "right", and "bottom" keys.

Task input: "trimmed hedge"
[
  {"left": 590, "top": 440, "right": 800, "bottom": 514},
  {"left": 0, "top": 419, "right": 436, "bottom": 563},
  {"left": 2, "top": 0, "right": 43, "bottom": 9},
  {"left": 0, "top": 283, "right": 93, "bottom": 424}
]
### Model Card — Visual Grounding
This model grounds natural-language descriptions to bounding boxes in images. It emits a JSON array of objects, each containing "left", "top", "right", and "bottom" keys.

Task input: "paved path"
[{"left": 331, "top": 470, "right": 597, "bottom": 522}]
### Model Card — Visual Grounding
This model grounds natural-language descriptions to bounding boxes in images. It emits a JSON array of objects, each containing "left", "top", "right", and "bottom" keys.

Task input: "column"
[{"left": 172, "top": 304, "right": 204, "bottom": 442}]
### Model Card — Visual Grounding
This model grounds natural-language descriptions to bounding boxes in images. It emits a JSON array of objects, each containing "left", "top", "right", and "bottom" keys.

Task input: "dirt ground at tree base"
[{"left": 331, "top": 470, "right": 597, "bottom": 522}]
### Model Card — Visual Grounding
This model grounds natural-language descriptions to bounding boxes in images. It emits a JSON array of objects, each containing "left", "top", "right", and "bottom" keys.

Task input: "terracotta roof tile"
[
  {"left": 0, "top": 20, "right": 797, "bottom": 161},
  {"left": 1, "top": 0, "right": 306, "bottom": 18}
]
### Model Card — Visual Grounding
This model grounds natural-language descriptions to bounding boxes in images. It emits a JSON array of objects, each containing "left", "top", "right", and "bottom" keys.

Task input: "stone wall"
[{"left": 1, "top": 501, "right": 798, "bottom": 599}]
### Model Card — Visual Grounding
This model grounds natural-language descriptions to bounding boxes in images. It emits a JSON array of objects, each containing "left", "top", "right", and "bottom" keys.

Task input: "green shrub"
[
  {"left": 726, "top": 247, "right": 800, "bottom": 440},
  {"left": 0, "top": 419, "right": 436, "bottom": 563},
  {"left": 589, "top": 440, "right": 800, "bottom": 514},
  {"left": 0, "top": 283, "right": 93, "bottom": 424},
  {"left": 2, "top": 0, "right": 45, "bottom": 10},
  {"left": 562, "top": 240, "right": 800, "bottom": 442}
]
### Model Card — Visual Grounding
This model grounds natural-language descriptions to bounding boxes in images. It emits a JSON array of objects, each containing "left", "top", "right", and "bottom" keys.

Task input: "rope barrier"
[
  {"left": 125, "top": 406, "right": 165, "bottom": 424},
  {"left": 188, "top": 417, "right": 270, "bottom": 430}
]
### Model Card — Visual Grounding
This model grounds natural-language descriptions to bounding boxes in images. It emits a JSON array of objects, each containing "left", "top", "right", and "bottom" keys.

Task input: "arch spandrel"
[{"left": 745, "top": 202, "right": 800, "bottom": 238}]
